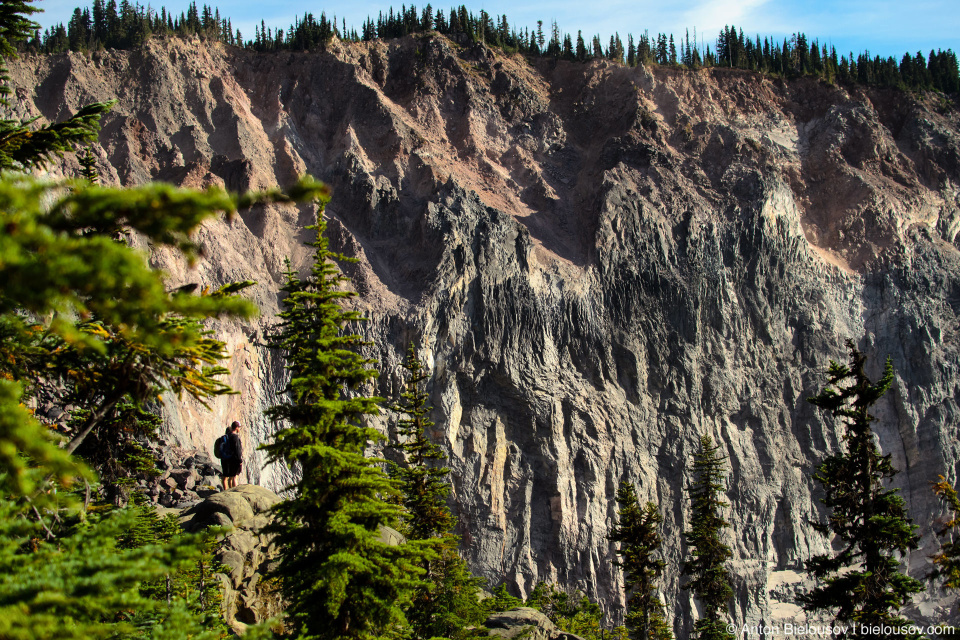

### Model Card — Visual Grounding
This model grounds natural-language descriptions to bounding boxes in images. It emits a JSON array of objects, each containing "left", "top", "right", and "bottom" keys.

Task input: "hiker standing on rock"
[{"left": 219, "top": 421, "right": 243, "bottom": 489}]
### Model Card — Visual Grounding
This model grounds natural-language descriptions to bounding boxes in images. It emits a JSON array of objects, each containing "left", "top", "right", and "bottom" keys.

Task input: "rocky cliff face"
[{"left": 11, "top": 35, "right": 960, "bottom": 634}]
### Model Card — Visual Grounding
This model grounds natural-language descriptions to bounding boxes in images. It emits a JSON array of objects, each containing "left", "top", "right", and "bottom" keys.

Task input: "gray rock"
[
  {"left": 42, "top": 405, "right": 63, "bottom": 420},
  {"left": 245, "top": 548, "right": 265, "bottom": 572},
  {"left": 182, "top": 489, "right": 254, "bottom": 529},
  {"left": 243, "top": 573, "right": 261, "bottom": 591},
  {"left": 239, "top": 514, "right": 271, "bottom": 532},
  {"left": 200, "top": 511, "right": 233, "bottom": 530},
  {"left": 19, "top": 39, "right": 960, "bottom": 633},
  {"left": 377, "top": 525, "right": 405, "bottom": 547},
  {"left": 485, "top": 608, "right": 583, "bottom": 640},
  {"left": 196, "top": 485, "right": 219, "bottom": 498},
  {"left": 218, "top": 550, "right": 245, "bottom": 585},
  {"left": 223, "top": 530, "right": 258, "bottom": 556},
  {"left": 170, "top": 468, "right": 201, "bottom": 491},
  {"left": 230, "top": 484, "right": 281, "bottom": 514}
]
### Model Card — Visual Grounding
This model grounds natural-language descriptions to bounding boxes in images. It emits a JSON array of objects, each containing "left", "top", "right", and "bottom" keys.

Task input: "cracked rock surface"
[{"left": 11, "top": 36, "right": 960, "bottom": 633}]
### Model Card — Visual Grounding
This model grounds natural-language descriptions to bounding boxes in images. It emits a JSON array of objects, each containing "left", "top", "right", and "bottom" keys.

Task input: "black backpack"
[{"left": 213, "top": 434, "right": 230, "bottom": 460}]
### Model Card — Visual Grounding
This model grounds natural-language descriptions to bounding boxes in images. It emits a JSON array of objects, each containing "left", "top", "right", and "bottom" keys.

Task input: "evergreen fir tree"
[
  {"left": 931, "top": 476, "right": 960, "bottom": 593},
  {"left": 525, "top": 582, "right": 622, "bottom": 640},
  {"left": 390, "top": 343, "right": 486, "bottom": 640},
  {"left": 116, "top": 498, "right": 228, "bottom": 633},
  {"left": 2, "top": 177, "right": 319, "bottom": 461},
  {"left": 483, "top": 584, "right": 524, "bottom": 612},
  {"left": 610, "top": 481, "right": 673, "bottom": 640},
  {"left": 70, "top": 400, "right": 163, "bottom": 505},
  {"left": 0, "top": 2, "right": 110, "bottom": 170},
  {"left": 391, "top": 343, "right": 454, "bottom": 540},
  {"left": 0, "top": 4, "right": 325, "bottom": 635},
  {"left": 681, "top": 436, "right": 734, "bottom": 640},
  {"left": 576, "top": 30, "right": 587, "bottom": 62},
  {"left": 78, "top": 146, "right": 99, "bottom": 182},
  {"left": 0, "top": 161, "right": 320, "bottom": 640},
  {"left": 262, "top": 218, "right": 428, "bottom": 640},
  {"left": 798, "top": 341, "right": 924, "bottom": 638},
  {"left": 0, "top": 490, "right": 233, "bottom": 640}
]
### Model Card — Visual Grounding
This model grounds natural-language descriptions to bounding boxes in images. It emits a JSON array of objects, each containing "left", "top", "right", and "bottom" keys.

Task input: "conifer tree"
[
  {"left": 0, "top": 490, "right": 237, "bottom": 640},
  {"left": 799, "top": 341, "right": 924, "bottom": 637},
  {"left": 116, "top": 499, "right": 229, "bottom": 633},
  {"left": 681, "top": 436, "right": 734, "bottom": 640},
  {"left": 0, "top": 176, "right": 322, "bottom": 463},
  {"left": 391, "top": 343, "right": 455, "bottom": 540},
  {"left": 611, "top": 481, "right": 673, "bottom": 640},
  {"left": 78, "top": 147, "right": 99, "bottom": 182},
  {"left": 390, "top": 343, "right": 485, "bottom": 640},
  {"left": 0, "top": 2, "right": 110, "bottom": 170},
  {"left": 525, "top": 582, "right": 617, "bottom": 640},
  {"left": 0, "top": 159, "right": 320, "bottom": 640},
  {"left": 1, "top": 0, "right": 310, "bottom": 489},
  {"left": 0, "top": 4, "right": 324, "bottom": 636},
  {"left": 932, "top": 476, "right": 960, "bottom": 592},
  {"left": 575, "top": 30, "right": 587, "bottom": 62},
  {"left": 262, "top": 219, "right": 428, "bottom": 640}
]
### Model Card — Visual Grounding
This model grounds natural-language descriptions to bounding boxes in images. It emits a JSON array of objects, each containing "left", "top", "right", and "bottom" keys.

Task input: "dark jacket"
[{"left": 225, "top": 432, "right": 242, "bottom": 460}]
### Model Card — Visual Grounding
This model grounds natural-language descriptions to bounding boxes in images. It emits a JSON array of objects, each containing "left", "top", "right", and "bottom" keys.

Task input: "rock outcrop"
[
  {"left": 175, "top": 484, "right": 413, "bottom": 635},
  {"left": 11, "top": 36, "right": 960, "bottom": 634},
  {"left": 486, "top": 608, "right": 584, "bottom": 640},
  {"left": 180, "top": 485, "right": 283, "bottom": 634}
]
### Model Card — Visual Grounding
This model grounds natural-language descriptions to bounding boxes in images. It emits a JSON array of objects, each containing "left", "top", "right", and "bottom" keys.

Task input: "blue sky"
[{"left": 33, "top": 0, "right": 960, "bottom": 62}]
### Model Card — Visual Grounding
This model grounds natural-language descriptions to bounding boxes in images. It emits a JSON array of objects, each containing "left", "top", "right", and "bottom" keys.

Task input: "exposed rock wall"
[{"left": 11, "top": 35, "right": 960, "bottom": 634}]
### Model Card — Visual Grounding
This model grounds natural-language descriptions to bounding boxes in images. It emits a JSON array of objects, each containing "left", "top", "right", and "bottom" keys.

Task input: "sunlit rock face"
[{"left": 13, "top": 35, "right": 960, "bottom": 633}]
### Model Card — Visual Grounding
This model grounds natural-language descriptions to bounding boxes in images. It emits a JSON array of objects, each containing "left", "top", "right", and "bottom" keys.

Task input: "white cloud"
[{"left": 680, "top": 0, "right": 771, "bottom": 36}]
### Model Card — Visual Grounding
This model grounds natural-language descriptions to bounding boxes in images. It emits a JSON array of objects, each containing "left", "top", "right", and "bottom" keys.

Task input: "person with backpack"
[{"left": 214, "top": 421, "right": 243, "bottom": 489}]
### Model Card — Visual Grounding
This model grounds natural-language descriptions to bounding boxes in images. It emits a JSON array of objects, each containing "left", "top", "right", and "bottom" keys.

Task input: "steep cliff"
[{"left": 10, "top": 35, "right": 960, "bottom": 633}]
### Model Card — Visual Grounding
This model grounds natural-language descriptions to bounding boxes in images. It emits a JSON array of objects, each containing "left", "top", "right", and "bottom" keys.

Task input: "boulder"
[
  {"left": 219, "top": 550, "right": 246, "bottom": 585},
  {"left": 176, "top": 497, "right": 201, "bottom": 509},
  {"left": 196, "top": 485, "right": 219, "bottom": 499},
  {"left": 230, "top": 484, "right": 282, "bottom": 514},
  {"left": 240, "top": 514, "right": 271, "bottom": 532},
  {"left": 163, "top": 485, "right": 407, "bottom": 634},
  {"left": 377, "top": 525, "right": 405, "bottom": 546},
  {"left": 201, "top": 474, "right": 222, "bottom": 487},
  {"left": 222, "top": 529, "right": 258, "bottom": 556},
  {"left": 181, "top": 489, "right": 255, "bottom": 530},
  {"left": 170, "top": 468, "right": 201, "bottom": 491},
  {"left": 485, "top": 608, "right": 584, "bottom": 640},
  {"left": 184, "top": 486, "right": 285, "bottom": 635}
]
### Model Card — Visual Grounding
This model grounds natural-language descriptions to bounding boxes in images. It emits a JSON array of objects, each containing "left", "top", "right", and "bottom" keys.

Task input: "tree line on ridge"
[
  {"left": 5, "top": 0, "right": 960, "bottom": 637},
  {"left": 27, "top": 0, "right": 960, "bottom": 94}
]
